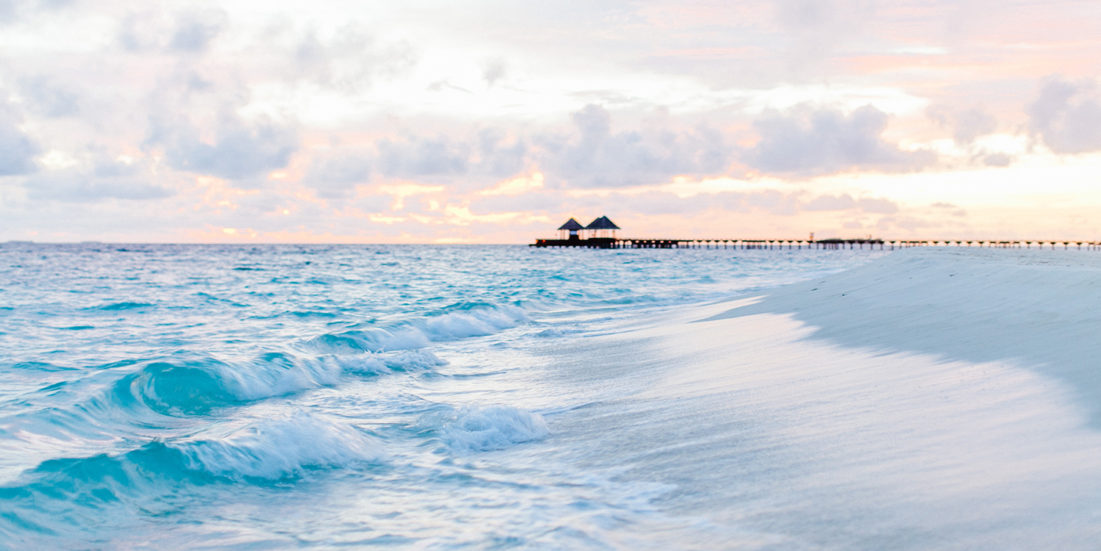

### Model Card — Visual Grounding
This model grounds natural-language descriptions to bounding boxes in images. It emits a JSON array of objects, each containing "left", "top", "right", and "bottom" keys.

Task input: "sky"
[{"left": 2, "top": 0, "right": 1101, "bottom": 243}]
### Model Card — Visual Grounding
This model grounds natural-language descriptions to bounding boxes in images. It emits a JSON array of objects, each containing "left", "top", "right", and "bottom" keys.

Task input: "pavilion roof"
[
  {"left": 584, "top": 215, "right": 620, "bottom": 230},
  {"left": 557, "top": 218, "right": 585, "bottom": 231}
]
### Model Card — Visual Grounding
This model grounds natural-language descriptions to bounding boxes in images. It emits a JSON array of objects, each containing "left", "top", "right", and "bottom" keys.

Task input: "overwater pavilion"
[
  {"left": 532, "top": 215, "right": 623, "bottom": 248},
  {"left": 558, "top": 217, "right": 585, "bottom": 241},
  {"left": 584, "top": 216, "right": 620, "bottom": 239}
]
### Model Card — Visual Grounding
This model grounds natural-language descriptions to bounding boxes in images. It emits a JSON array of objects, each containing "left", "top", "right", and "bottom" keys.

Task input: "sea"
[{"left": 1, "top": 243, "right": 1099, "bottom": 549}]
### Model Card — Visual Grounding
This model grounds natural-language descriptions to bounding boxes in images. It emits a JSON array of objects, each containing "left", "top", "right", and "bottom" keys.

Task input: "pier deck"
[{"left": 531, "top": 238, "right": 1101, "bottom": 250}]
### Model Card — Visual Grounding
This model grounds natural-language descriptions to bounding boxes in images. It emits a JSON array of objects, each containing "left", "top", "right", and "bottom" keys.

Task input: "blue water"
[{"left": 0, "top": 243, "right": 882, "bottom": 548}]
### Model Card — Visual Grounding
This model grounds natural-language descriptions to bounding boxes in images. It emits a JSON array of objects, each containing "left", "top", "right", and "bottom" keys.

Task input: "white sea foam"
[
  {"left": 305, "top": 304, "right": 527, "bottom": 355},
  {"left": 438, "top": 405, "right": 550, "bottom": 453},
  {"left": 180, "top": 412, "right": 384, "bottom": 480},
  {"left": 419, "top": 305, "right": 529, "bottom": 340}
]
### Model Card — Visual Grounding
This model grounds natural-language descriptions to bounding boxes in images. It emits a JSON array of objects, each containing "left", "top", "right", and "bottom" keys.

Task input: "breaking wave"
[
  {"left": 306, "top": 302, "right": 529, "bottom": 354},
  {"left": 0, "top": 412, "right": 384, "bottom": 542},
  {"left": 430, "top": 405, "right": 550, "bottom": 453}
]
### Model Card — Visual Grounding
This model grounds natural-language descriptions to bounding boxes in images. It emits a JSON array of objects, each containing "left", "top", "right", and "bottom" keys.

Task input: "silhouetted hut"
[
  {"left": 585, "top": 215, "right": 620, "bottom": 238},
  {"left": 557, "top": 217, "right": 585, "bottom": 241}
]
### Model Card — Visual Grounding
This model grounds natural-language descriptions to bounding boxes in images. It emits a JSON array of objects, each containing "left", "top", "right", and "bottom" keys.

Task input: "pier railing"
[{"left": 531, "top": 238, "right": 1101, "bottom": 250}]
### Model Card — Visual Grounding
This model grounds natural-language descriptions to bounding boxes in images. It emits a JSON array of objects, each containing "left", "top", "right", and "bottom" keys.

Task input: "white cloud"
[
  {"left": 22, "top": 154, "right": 173, "bottom": 202},
  {"left": 539, "top": 104, "right": 731, "bottom": 188},
  {"left": 376, "top": 136, "right": 469, "bottom": 178},
  {"left": 1028, "top": 76, "right": 1101, "bottom": 154},
  {"left": 0, "top": 100, "right": 39, "bottom": 176},
  {"left": 143, "top": 69, "right": 300, "bottom": 182},
  {"left": 168, "top": 8, "right": 228, "bottom": 53},
  {"left": 153, "top": 112, "right": 299, "bottom": 181},
  {"left": 288, "top": 22, "right": 418, "bottom": 93},
  {"left": 803, "top": 193, "right": 898, "bottom": 214},
  {"left": 18, "top": 75, "right": 80, "bottom": 117},
  {"left": 481, "top": 57, "right": 506, "bottom": 86},
  {"left": 745, "top": 104, "right": 935, "bottom": 176},
  {"left": 303, "top": 153, "right": 371, "bottom": 199},
  {"left": 927, "top": 105, "right": 997, "bottom": 145}
]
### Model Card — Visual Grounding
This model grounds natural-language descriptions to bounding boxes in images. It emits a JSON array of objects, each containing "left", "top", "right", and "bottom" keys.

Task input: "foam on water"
[
  {"left": 434, "top": 404, "right": 550, "bottom": 453},
  {"left": 0, "top": 412, "right": 385, "bottom": 545},
  {"left": 180, "top": 412, "right": 386, "bottom": 480}
]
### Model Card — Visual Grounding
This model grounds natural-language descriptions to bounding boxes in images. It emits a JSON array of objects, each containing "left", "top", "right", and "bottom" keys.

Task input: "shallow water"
[
  {"left": 2, "top": 243, "right": 1098, "bottom": 549},
  {"left": 0, "top": 243, "right": 871, "bottom": 547}
]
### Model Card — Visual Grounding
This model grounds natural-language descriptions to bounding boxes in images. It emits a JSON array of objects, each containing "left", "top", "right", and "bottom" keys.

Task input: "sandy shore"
[{"left": 709, "top": 247, "right": 1101, "bottom": 424}]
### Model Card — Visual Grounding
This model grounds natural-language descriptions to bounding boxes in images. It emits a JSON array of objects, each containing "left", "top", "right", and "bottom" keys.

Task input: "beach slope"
[{"left": 709, "top": 247, "right": 1101, "bottom": 421}]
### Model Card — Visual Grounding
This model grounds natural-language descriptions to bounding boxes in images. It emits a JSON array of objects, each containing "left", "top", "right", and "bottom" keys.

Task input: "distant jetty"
[{"left": 532, "top": 216, "right": 1101, "bottom": 250}]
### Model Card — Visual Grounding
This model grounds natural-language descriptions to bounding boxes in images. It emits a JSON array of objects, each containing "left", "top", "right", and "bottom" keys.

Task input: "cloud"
[
  {"left": 540, "top": 104, "right": 731, "bottom": 188},
  {"left": 745, "top": 105, "right": 935, "bottom": 176},
  {"left": 19, "top": 76, "right": 80, "bottom": 117},
  {"left": 772, "top": 0, "right": 876, "bottom": 73},
  {"left": 118, "top": 8, "right": 227, "bottom": 54},
  {"left": 290, "top": 23, "right": 417, "bottom": 92},
  {"left": 152, "top": 113, "right": 299, "bottom": 181},
  {"left": 168, "top": 8, "right": 228, "bottom": 53},
  {"left": 855, "top": 197, "right": 900, "bottom": 214},
  {"left": 475, "top": 128, "right": 527, "bottom": 177},
  {"left": 0, "top": 0, "right": 16, "bottom": 23},
  {"left": 301, "top": 128, "right": 526, "bottom": 196},
  {"left": 775, "top": 0, "right": 874, "bottom": 34},
  {"left": 482, "top": 57, "right": 507, "bottom": 86},
  {"left": 144, "top": 70, "right": 300, "bottom": 182},
  {"left": 0, "top": 101, "right": 40, "bottom": 176},
  {"left": 803, "top": 193, "right": 899, "bottom": 214},
  {"left": 117, "top": 12, "right": 151, "bottom": 51},
  {"left": 0, "top": 0, "right": 67, "bottom": 24},
  {"left": 981, "top": 152, "right": 1011, "bottom": 167},
  {"left": 303, "top": 154, "right": 372, "bottom": 199},
  {"left": 927, "top": 105, "right": 997, "bottom": 145},
  {"left": 376, "top": 136, "right": 469, "bottom": 178},
  {"left": 931, "top": 201, "right": 967, "bottom": 217},
  {"left": 22, "top": 156, "right": 173, "bottom": 202},
  {"left": 1027, "top": 77, "right": 1101, "bottom": 154},
  {"left": 366, "top": 106, "right": 727, "bottom": 191}
]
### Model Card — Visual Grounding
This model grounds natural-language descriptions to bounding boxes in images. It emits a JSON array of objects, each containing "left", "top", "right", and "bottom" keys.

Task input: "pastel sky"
[{"left": 2, "top": 0, "right": 1101, "bottom": 243}]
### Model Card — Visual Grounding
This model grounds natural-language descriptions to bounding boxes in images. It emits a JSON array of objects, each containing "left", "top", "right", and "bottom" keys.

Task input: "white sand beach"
[{"left": 545, "top": 248, "right": 1101, "bottom": 548}]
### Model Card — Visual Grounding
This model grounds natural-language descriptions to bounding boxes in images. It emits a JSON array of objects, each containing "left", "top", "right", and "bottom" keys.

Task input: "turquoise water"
[{"left": 0, "top": 243, "right": 878, "bottom": 548}]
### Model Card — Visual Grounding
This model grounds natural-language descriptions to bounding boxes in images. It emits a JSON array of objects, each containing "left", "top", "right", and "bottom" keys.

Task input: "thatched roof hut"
[
  {"left": 558, "top": 218, "right": 585, "bottom": 231},
  {"left": 557, "top": 217, "right": 585, "bottom": 240},
  {"left": 584, "top": 215, "right": 620, "bottom": 238}
]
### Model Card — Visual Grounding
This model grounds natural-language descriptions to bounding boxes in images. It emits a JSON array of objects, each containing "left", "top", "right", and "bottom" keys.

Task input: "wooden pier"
[
  {"left": 532, "top": 216, "right": 1101, "bottom": 251},
  {"left": 531, "top": 237, "right": 1101, "bottom": 250}
]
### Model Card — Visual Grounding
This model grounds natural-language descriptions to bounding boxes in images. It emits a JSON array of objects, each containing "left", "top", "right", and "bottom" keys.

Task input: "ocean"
[{"left": 1, "top": 243, "right": 1099, "bottom": 549}]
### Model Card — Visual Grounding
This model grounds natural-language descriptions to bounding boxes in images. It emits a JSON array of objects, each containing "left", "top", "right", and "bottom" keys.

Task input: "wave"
[
  {"left": 306, "top": 302, "right": 529, "bottom": 354},
  {"left": 107, "top": 353, "right": 343, "bottom": 416},
  {"left": 428, "top": 405, "right": 550, "bottom": 453},
  {"left": 87, "top": 301, "right": 153, "bottom": 311},
  {"left": 0, "top": 412, "right": 383, "bottom": 540},
  {"left": 423, "top": 302, "right": 528, "bottom": 340},
  {"left": 307, "top": 327, "right": 430, "bottom": 354},
  {"left": 2, "top": 348, "right": 449, "bottom": 471},
  {"left": 103, "top": 348, "right": 449, "bottom": 417},
  {"left": 179, "top": 412, "right": 385, "bottom": 480},
  {"left": 10, "top": 361, "right": 77, "bottom": 372}
]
